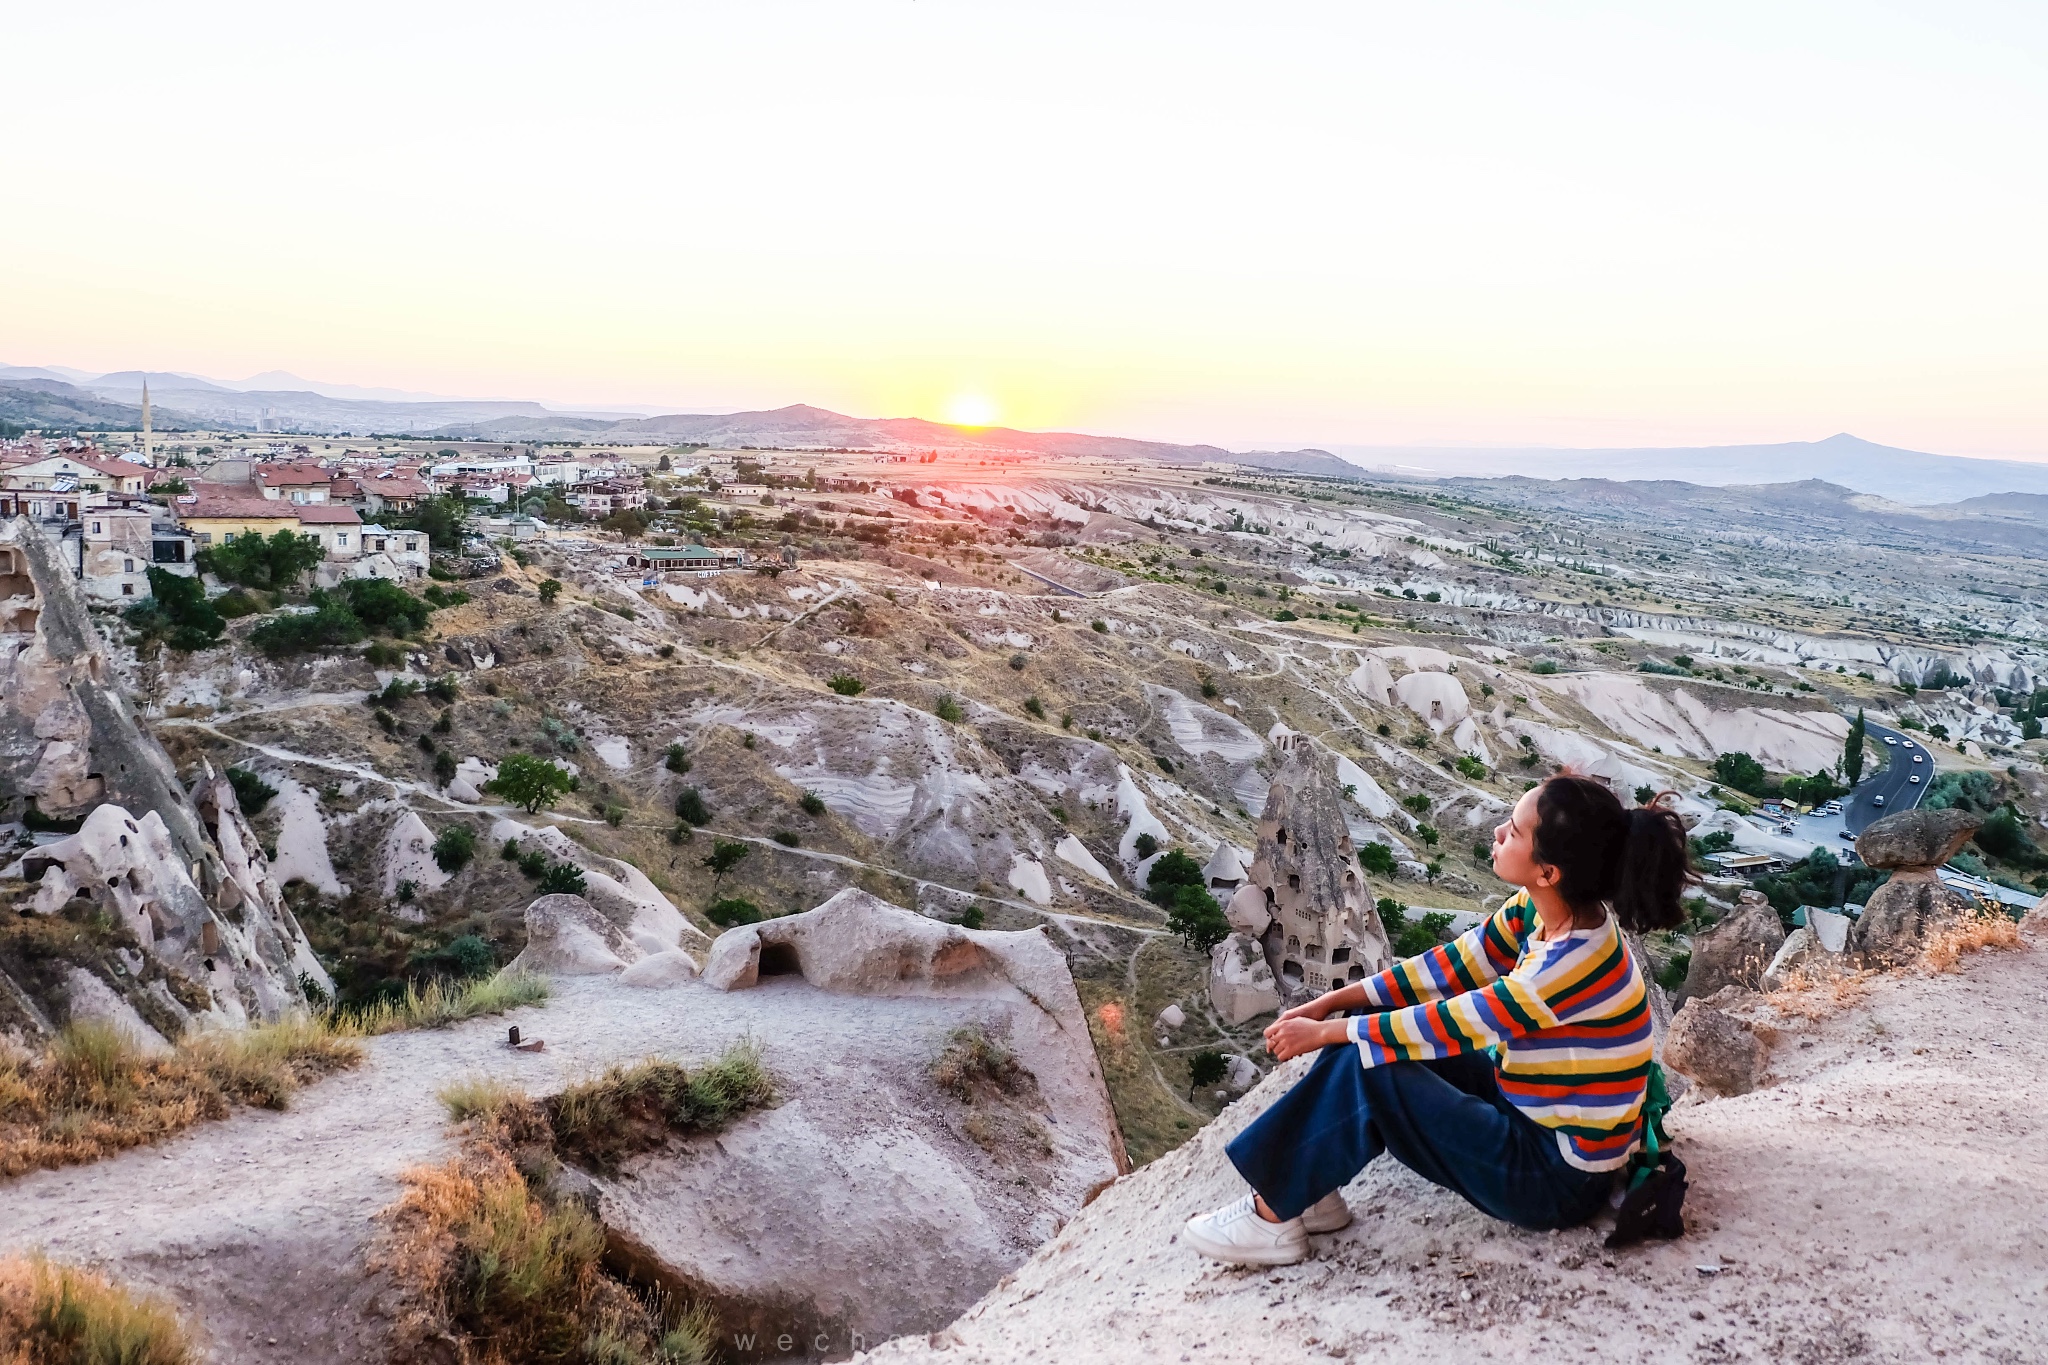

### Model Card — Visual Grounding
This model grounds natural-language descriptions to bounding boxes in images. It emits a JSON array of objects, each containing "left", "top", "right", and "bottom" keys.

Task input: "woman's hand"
[
  {"left": 1262, "top": 1015, "right": 1350, "bottom": 1062},
  {"left": 1274, "top": 988, "right": 1345, "bottom": 1025}
]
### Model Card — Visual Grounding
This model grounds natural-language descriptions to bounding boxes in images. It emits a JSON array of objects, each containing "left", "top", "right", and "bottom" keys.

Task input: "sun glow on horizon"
[{"left": 941, "top": 393, "right": 1000, "bottom": 429}]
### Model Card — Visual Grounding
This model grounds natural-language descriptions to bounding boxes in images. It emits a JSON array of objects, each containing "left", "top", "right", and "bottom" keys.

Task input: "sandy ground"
[
  {"left": 0, "top": 974, "right": 1113, "bottom": 1364},
  {"left": 862, "top": 938, "right": 2048, "bottom": 1365}
]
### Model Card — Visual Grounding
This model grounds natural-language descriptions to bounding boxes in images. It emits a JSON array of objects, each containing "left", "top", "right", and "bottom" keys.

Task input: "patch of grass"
[
  {"left": 930, "top": 1025, "right": 1027, "bottom": 1102},
  {"left": 0, "top": 1017, "right": 362, "bottom": 1178},
  {"left": 342, "top": 970, "right": 549, "bottom": 1035},
  {"left": 0, "top": 1253, "right": 194, "bottom": 1365},
  {"left": 1921, "top": 903, "right": 2023, "bottom": 973},
  {"left": 437, "top": 1074, "right": 527, "bottom": 1124},
  {"left": 546, "top": 1043, "right": 774, "bottom": 1175}
]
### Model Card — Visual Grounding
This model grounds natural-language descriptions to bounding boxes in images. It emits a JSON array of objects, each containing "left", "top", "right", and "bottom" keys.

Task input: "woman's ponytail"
[
  {"left": 1533, "top": 775, "right": 1693, "bottom": 931},
  {"left": 1612, "top": 803, "right": 1691, "bottom": 933}
]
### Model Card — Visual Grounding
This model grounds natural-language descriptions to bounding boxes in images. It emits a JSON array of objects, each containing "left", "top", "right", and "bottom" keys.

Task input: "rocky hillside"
[{"left": 860, "top": 919, "right": 2048, "bottom": 1364}]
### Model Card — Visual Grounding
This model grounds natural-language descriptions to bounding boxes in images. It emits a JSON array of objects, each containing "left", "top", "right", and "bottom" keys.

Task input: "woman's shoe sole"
[
  {"left": 1182, "top": 1223, "right": 1308, "bottom": 1266},
  {"left": 1301, "top": 1207, "right": 1353, "bottom": 1235}
]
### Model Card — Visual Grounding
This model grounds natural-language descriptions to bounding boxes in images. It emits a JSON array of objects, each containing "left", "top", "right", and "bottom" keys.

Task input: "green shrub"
[
  {"left": 705, "top": 897, "right": 761, "bottom": 927},
  {"left": 1133, "top": 832, "right": 1160, "bottom": 860},
  {"left": 517, "top": 849, "right": 548, "bottom": 879},
  {"left": 432, "top": 825, "right": 476, "bottom": 874},
  {"left": 771, "top": 830, "right": 799, "bottom": 847},
  {"left": 123, "top": 568, "right": 224, "bottom": 651},
  {"left": 674, "top": 786, "right": 710, "bottom": 825},
  {"left": 248, "top": 592, "right": 365, "bottom": 656},
  {"left": 798, "top": 790, "right": 826, "bottom": 817},
  {"left": 1187, "top": 1049, "right": 1227, "bottom": 1098},
  {"left": 933, "top": 694, "right": 964, "bottom": 723},
  {"left": 1165, "top": 883, "right": 1229, "bottom": 953},
  {"left": 1023, "top": 695, "right": 1046, "bottom": 719},
  {"left": 665, "top": 744, "right": 691, "bottom": 774},
  {"left": 225, "top": 767, "right": 276, "bottom": 817},
  {"left": 957, "top": 906, "right": 985, "bottom": 930},
  {"left": 1358, "top": 842, "right": 1396, "bottom": 877},
  {"left": 537, "top": 578, "right": 562, "bottom": 604},
  {"left": 0, "top": 1253, "right": 196, "bottom": 1365},
  {"left": 537, "top": 863, "right": 587, "bottom": 896},
  {"left": 338, "top": 577, "right": 432, "bottom": 635},
  {"left": 1530, "top": 659, "right": 1559, "bottom": 675},
  {"left": 1401, "top": 793, "right": 1431, "bottom": 814},
  {"left": 827, "top": 673, "right": 864, "bottom": 696}
]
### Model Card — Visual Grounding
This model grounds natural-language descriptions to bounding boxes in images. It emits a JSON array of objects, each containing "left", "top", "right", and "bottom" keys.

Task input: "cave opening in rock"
[{"left": 758, "top": 942, "right": 803, "bottom": 977}]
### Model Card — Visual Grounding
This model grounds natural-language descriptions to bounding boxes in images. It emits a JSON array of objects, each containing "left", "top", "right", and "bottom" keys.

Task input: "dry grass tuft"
[
  {"left": 1921, "top": 904, "right": 2024, "bottom": 974},
  {"left": 930, "top": 1025, "right": 1028, "bottom": 1102},
  {"left": 1766, "top": 962, "right": 1873, "bottom": 1021},
  {"left": 0, "top": 1017, "right": 362, "bottom": 1179},
  {"left": 0, "top": 1252, "right": 194, "bottom": 1365},
  {"left": 338, "top": 969, "right": 549, "bottom": 1036}
]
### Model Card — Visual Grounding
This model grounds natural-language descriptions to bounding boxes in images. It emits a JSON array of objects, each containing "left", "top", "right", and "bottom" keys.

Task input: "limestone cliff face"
[{"left": 0, "top": 517, "right": 325, "bottom": 1040}]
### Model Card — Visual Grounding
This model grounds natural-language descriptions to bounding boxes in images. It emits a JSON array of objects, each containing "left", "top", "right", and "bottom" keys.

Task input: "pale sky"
[{"left": 5, "top": 1, "right": 2045, "bottom": 456}]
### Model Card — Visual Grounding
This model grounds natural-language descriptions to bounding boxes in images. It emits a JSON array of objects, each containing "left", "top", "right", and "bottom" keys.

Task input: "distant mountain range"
[
  {"left": 1335, "top": 433, "right": 2048, "bottom": 506},
  {"left": 6, "top": 363, "right": 2045, "bottom": 505}
]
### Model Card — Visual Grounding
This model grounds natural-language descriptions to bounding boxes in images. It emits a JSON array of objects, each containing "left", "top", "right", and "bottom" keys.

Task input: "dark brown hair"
[{"left": 1532, "top": 774, "right": 1691, "bottom": 932}]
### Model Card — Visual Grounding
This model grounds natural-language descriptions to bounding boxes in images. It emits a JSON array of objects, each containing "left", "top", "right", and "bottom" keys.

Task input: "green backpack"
[{"left": 1605, "top": 1062, "right": 1688, "bottom": 1249}]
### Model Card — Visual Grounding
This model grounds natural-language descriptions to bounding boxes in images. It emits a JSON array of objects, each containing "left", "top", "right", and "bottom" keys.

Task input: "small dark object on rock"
[{"left": 1605, "top": 1150, "right": 1688, "bottom": 1249}]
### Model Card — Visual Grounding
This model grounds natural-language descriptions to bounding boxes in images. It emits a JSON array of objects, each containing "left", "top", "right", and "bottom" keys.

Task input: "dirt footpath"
[{"left": 863, "top": 940, "right": 2048, "bottom": 1365}]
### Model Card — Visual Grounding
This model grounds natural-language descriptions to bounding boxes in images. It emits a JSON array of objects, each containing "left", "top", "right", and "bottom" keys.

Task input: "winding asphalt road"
[{"left": 1843, "top": 719, "right": 1934, "bottom": 835}]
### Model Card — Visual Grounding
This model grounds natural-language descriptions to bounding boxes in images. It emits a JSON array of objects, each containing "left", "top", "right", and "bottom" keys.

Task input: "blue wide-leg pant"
[{"left": 1225, "top": 1044, "right": 1614, "bottom": 1229}]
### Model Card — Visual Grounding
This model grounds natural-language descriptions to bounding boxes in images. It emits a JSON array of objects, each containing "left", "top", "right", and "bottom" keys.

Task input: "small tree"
[
  {"left": 538, "top": 578, "right": 563, "bottom": 605},
  {"left": 1133, "top": 832, "right": 1160, "bottom": 860},
  {"left": 432, "top": 824, "right": 476, "bottom": 873},
  {"left": 703, "top": 838, "right": 750, "bottom": 890},
  {"left": 1165, "top": 884, "right": 1230, "bottom": 953},
  {"left": 1843, "top": 709, "right": 1867, "bottom": 787},
  {"left": 1416, "top": 823, "right": 1439, "bottom": 848},
  {"left": 225, "top": 767, "right": 277, "bottom": 816},
  {"left": 1357, "top": 842, "right": 1396, "bottom": 877},
  {"left": 665, "top": 743, "right": 691, "bottom": 774},
  {"left": 486, "top": 752, "right": 574, "bottom": 813},
  {"left": 1188, "top": 1049, "right": 1227, "bottom": 1099},
  {"left": 799, "top": 790, "right": 827, "bottom": 817},
  {"left": 675, "top": 786, "right": 711, "bottom": 825},
  {"left": 827, "top": 673, "right": 864, "bottom": 696}
]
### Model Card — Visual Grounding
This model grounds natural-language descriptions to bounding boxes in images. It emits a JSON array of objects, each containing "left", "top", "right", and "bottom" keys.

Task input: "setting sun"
[{"left": 942, "top": 393, "right": 999, "bottom": 428}]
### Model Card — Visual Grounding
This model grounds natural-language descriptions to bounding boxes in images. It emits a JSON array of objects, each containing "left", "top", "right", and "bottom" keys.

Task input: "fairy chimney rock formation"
[{"left": 1234, "top": 734, "right": 1391, "bottom": 1005}]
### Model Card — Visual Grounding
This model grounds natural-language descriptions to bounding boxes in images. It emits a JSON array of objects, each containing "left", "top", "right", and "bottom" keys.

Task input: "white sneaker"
[
  {"left": 1301, "top": 1190, "right": 1353, "bottom": 1235},
  {"left": 1183, "top": 1194, "right": 1308, "bottom": 1266}
]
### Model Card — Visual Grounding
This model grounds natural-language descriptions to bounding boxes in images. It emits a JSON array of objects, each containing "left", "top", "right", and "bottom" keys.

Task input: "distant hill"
[
  {"left": 0, "top": 378, "right": 148, "bottom": 431},
  {"left": 1333, "top": 432, "right": 2048, "bottom": 506},
  {"left": 1427, "top": 472, "right": 2048, "bottom": 556}
]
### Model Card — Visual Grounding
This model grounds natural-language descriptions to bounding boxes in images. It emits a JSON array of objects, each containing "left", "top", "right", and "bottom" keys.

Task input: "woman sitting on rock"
[{"left": 1184, "top": 773, "right": 1689, "bottom": 1265}]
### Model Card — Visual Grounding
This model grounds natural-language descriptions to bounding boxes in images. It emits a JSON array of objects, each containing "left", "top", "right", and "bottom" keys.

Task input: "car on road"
[
  {"left": 1903, "top": 740, "right": 1916, "bottom": 749},
  {"left": 1914, "top": 754, "right": 1924, "bottom": 764},
  {"left": 1884, "top": 736, "right": 1898, "bottom": 745},
  {"left": 1840, "top": 830, "right": 1857, "bottom": 841},
  {"left": 1910, "top": 775, "right": 1921, "bottom": 784},
  {"left": 1874, "top": 795, "right": 1887, "bottom": 806}
]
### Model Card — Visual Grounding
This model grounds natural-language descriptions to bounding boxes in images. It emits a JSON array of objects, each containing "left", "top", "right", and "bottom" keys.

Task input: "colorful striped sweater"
[{"left": 1344, "top": 891, "right": 1652, "bottom": 1171}]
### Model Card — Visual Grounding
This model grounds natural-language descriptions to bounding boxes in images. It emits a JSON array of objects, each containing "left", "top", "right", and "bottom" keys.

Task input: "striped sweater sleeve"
[
  {"left": 1355, "top": 894, "right": 1528, "bottom": 1010},
  {"left": 1346, "top": 918, "right": 1624, "bottom": 1068}
]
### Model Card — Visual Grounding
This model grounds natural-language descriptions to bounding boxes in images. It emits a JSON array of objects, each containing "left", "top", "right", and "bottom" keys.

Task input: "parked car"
[{"left": 1840, "top": 830, "right": 1856, "bottom": 841}]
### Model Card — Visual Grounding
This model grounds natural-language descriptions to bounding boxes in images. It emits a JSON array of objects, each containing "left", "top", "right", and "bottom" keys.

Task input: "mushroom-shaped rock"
[
  {"left": 1851, "top": 876, "right": 1973, "bottom": 965},
  {"left": 508, "top": 894, "right": 644, "bottom": 975},
  {"left": 1209, "top": 932, "right": 1282, "bottom": 1025},
  {"left": 1664, "top": 993, "right": 1768, "bottom": 1096},
  {"left": 701, "top": 888, "right": 1077, "bottom": 1014},
  {"left": 1675, "top": 890, "right": 1785, "bottom": 1007},
  {"left": 1854, "top": 807, "right": 1981, "bottom": 871}
]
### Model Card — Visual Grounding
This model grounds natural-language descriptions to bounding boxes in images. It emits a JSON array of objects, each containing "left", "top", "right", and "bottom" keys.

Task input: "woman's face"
[{"left": 1490, "top": 786, "right": 1556, "bottom": 892}]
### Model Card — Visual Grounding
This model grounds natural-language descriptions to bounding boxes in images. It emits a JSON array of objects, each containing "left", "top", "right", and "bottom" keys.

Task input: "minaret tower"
[{"left": 142, "top": 377, "right": 155, "bottom": 467}]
